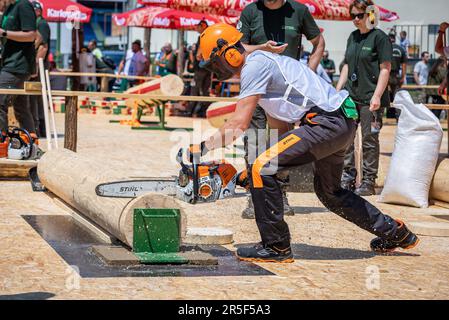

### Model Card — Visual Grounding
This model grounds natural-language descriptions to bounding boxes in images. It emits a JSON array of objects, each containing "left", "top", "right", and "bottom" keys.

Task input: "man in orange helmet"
[{"left": 187, "top": 23, "right": 419, "bottom": 263}]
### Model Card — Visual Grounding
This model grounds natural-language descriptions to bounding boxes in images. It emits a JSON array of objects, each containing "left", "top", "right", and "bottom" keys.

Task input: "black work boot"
[
  {"left": 236, "top": 242, "right": 294, "bottom": 263},
  {"left": 370, "top": 220, "right": 420, "bottom": 253},
  {"left": 341, "top": 179, "right": 356, "bottom": 192},
  {"left": 355, "top": 180, "right": 376, "bottom": 196}
]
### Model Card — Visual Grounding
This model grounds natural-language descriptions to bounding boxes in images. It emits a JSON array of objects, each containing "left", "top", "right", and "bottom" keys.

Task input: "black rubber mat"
[{"left": 22, "top": 215, "right": 273, "bottom": 278}]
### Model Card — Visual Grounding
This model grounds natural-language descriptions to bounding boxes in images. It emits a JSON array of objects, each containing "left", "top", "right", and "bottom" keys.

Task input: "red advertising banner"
[{"left": 137, "top": 0, "right": 399, "bottom": 21}]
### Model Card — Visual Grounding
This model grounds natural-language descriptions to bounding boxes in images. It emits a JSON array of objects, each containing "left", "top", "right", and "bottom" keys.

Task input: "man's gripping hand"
[{"left": 263, "top": 40, "right": 288, "bottom": 54}]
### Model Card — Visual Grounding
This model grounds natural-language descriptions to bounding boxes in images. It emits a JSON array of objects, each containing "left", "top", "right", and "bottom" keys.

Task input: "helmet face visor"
[
  {"left": 200, "top": 54, "right": 237, "bottom": 81},
  {"left": 199, "top": 42, "right": 244, "bottom": 81}
]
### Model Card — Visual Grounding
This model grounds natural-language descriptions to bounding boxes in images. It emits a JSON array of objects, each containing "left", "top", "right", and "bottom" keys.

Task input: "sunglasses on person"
[{"left": 350, "top": 13, "right": 366, "bottom": 20}]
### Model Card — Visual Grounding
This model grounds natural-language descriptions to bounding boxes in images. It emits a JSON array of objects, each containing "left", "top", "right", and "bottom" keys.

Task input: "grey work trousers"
[{"left": 342, "top": 104, "right": 384, "bottom": 184}]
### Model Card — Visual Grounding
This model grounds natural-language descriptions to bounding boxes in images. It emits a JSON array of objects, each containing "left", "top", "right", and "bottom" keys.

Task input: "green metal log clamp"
[{"left": 133, "top": 208, "right": 188, "bottom": 264}]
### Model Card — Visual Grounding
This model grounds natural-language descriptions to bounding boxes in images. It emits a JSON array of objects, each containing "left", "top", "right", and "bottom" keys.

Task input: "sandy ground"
[{"left": 0, "top": 113, "right": 449, "bottom": 300}]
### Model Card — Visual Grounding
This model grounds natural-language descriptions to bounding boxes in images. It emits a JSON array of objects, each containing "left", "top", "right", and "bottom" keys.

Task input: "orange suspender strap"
[{"left": 251, "top": 134, "right": 302, "bottom": 188}]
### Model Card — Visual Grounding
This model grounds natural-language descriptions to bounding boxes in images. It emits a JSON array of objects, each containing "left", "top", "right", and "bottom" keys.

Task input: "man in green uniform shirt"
[
  {"left": 237, "top": 0, "right": 324, "bottom": 218},
  {"left": 0, "top": 0, "right": 37, "bottom": 141},
  {"left": 30, "top": 1, "right": 50, "bottom": 137}
]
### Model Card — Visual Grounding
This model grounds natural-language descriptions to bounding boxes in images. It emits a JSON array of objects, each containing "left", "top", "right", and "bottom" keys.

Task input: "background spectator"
[
  {"left": 153, "top": 46, "right": 165, "bottom": 75},
  {"left": 399, "top": 31, "right": 410, "bottom": 56},
  {"left": 321, "top": 50, "right": 336, "bottom": 82},
  {"left": 128, "top": 39, "right": 149, "bottom": 87},
  {"left": 79, "top": 47, "right": 97, "bottom": 91},
  {"left": 157, "top": 42, "right": 177, "bottom": 76},
  {"left": 88, "top": 40, "right": 103, "bottom": 60},
  {"left": 413, "top": 51, "right": 430, "bottom": 103}
]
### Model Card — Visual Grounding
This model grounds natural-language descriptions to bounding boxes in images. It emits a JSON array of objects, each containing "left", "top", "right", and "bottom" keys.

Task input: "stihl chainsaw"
[{"left": 95, "top": 148, "right": 247, "bottom": 204}]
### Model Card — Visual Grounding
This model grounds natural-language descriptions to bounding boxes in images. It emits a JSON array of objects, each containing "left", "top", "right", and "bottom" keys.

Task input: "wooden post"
[
  {"left": 144, "top": 28, "right": 151, "bottom": 57},
  {"left": 444, "top": 30, "right": 449, "bottom": 158},
  {"left": 64, "top": 26, "right": 83, "bottom": 152},
  {"left": 177, "top": 30, "right": 185, "bottom": 76},
  {"left": 144, "top": 28, "right": 152, "bottom": 76}
]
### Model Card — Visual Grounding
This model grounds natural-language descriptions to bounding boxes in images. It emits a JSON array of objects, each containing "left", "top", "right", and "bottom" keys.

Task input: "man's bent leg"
[
  {"left": 243, "top": 106, "right": 294, "bottom": 219},
  {"left": 237, "top": 127, "right": 318, "bottom": 262},
  {"left": 314, "top": 151, "right": 419, "bottom": 252},
  {"left": 341, "top": 141, "right": 357, "bottom": 191}
]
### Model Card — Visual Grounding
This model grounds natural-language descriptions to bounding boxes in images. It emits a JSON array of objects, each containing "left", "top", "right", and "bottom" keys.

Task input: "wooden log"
[
  {"left": 49, "top": 71, "right": 155, "bottom": 81},
  {"left": 206, "top": 101, "right": 237, "bottom": 128},
  {"left": 124, "top": 74, "right": 185, "bottom": 116},
  {"left": 125, "top": 74, "right": 184, "bottom": 96},
  {"left": 0, "top": 158, "right": 37, "bottom": 178},
  {"left": 430, "top": 158, "right": 449, "bottom": 203},
  {"left": 37, "top": 149, "right": 186, "bottom": 247}
]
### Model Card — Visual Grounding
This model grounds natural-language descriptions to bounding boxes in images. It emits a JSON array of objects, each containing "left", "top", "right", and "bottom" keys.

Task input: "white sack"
[{"left": 378, "top": 90, "right": 443, "bottom": 208}]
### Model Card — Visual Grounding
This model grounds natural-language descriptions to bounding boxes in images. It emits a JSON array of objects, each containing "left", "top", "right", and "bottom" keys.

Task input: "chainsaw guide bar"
[{"left": 95, "top": 177, "right": 177, "bottom": 198}]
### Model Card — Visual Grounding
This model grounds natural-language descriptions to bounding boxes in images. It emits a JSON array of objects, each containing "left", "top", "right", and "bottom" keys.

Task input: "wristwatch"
[{"left": 1, "top": 31, "right": 7, "bottom": 38}]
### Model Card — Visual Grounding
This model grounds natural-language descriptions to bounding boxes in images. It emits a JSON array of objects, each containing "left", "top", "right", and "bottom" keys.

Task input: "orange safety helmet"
[{"left": 199, "top": 23, "right": 245, "bottom": 80}]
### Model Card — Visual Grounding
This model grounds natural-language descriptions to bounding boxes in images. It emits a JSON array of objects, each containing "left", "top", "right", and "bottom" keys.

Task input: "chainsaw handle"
[
  {"left": 190, "top": 146, "right": 201, "bottom": 204},
  {"left": 177, "top": 147, "right": 200, "bottom": 204}
]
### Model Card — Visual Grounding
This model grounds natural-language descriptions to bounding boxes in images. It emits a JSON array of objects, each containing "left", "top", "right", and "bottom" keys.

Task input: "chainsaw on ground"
[
  {"left": 95, "top": 148, "right": 247, "bottom": 204},
  {"left": 4, "top": 127, "right": 41, "bottom": 160}
]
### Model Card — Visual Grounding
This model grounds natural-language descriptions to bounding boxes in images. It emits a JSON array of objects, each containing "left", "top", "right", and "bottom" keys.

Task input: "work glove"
[
  {"left": 236, "top": 169, "right": 250, "bottom": 190},
  {"left": 187, "top": 141, "right": 208, "bottom": 163}
]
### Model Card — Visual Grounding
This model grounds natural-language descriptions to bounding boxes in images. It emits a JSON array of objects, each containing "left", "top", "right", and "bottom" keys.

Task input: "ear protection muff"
[
  {"left": 216, "top": 38, "right": 244, "bottom": 68},
  {"left": 224, "top": 47, "right": 244, "bottom": 67},
  {"left": 199, "top": 38, "right": 244, "bottom": 81}
]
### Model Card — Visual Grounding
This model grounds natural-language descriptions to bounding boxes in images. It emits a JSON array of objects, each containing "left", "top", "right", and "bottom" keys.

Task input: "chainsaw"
[
  {"left": 95, "top": 148, "right": 247, "bottom": 204},
  {"left": 6, "top": 127, "right": 41, "bottom": 160}
]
